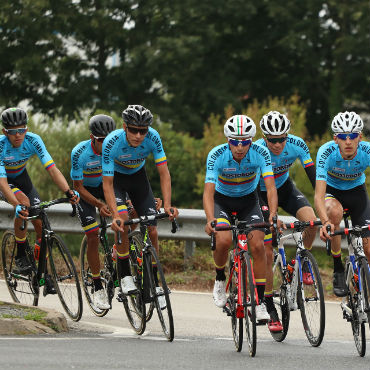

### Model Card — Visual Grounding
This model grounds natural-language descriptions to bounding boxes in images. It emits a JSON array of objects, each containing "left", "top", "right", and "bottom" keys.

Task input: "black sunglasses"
[
  {"left": 126, "top": 126, "right": 149, "bottom": 135},
  {"left": 266, "top": 136, "right": 287, "bottom": 144}
]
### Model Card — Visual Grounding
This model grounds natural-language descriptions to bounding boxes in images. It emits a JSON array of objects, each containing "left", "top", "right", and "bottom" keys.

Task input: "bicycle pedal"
[
  {"left": 223, "top": 306, "right": 232, "bottom": 316},
  {"left": 116, "top": 293, "right": 124, "bottom": 303},
  {"left": 256, "top": 320, "right": 268, "bottom": 326}
]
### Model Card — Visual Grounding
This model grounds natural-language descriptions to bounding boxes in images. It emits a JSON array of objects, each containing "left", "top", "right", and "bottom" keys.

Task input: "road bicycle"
[
  {"left": 80, "top": 211, "right": 178, "bottom": 341},
  {"left": 124, "top": 212, "right": 178, "bottom": 341},
  {"left": 211, "top": 214, "right": 270, "bottom": 357},
  {"left": 326, "top": 211, "right": 370, "bottom": 357},
  {"left": 272, "top": 220, "right": 325, "bottom": 347},
  {"left": 1, "top": 198, "right": 83, "bottom": 321}
]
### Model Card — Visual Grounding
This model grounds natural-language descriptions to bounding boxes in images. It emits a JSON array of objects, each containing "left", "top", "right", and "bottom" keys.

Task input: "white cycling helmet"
[
  {"left": 224, "top": 115, "right": 256, "bottom": 139},
  {"left": 260, "top": 111, "right": 290, "bottom": 136},
  {"left": 331, "top": 111, "right": 363, "bottom": 133}
]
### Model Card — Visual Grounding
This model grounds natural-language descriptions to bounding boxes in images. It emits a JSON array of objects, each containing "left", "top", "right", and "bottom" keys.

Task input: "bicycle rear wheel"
[
  {"left": 297, "top": 250, "right": 325, "bottom": 347},
  {"left": 271, "top": 251, "right": 290, "bottom": 342},
  {"left": 80, "top": 236, "right": 110, "bottom": 317},
  {"left": 1, "top": 231, "right": 38, "bottom": 306},
  {"left": 242, "top": 252, "right": 257, "bottom": 357},
  {"left": 345, "top": 260, "right": 366, "bottom": 356},
  {"left": 358, "top": 257, "right": 370, "bottom": 329},
  {"left": 48, "top": 234, "right": 82, "bottom": 321},
  {"left": 228, "top": 252, "right": 243, "bottom": 352},
  {"left": 130, "top": 232, "right": 154, "bottom": 322},
  {"left": 145, "top": 246, "right": 174, "bottom": 341}
]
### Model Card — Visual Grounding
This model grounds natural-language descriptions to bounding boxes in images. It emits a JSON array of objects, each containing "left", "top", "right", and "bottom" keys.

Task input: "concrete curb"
[{"left": 0, "top": 301, "right": 68, "bottom": 335}]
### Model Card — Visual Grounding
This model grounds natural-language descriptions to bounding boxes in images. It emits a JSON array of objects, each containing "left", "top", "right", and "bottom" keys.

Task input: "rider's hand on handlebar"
[
  {"left": 111, "top": 217, "right": 124, "bottom": 233},
  {"left": 98, "top": 204, "right": 112, "bottom": 217},
  {"left": 205, "top": 219, "right": 217, "bottom": 236},
  {"left": 15, "top": 204, "right": 28, "bottom": 219},
  {"left": 164, "top": 206, "right": 178, "bottom": 220},
  {"left": 269, "top": 214, "right": 285, "bottom": 233},
  {"left": 154, "top": 197, "right": 162, "bottom": 211},
  {"left": 320, "top": 221, "right": 334, "bottom": 241},
  {"left": 65, "top": 189, "right": 80, "bottom": 205}
]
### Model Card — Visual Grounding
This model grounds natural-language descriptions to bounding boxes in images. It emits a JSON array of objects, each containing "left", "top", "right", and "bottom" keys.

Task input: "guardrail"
[{"left": 0, "top": 201, "right": 344, "bottom": 258}]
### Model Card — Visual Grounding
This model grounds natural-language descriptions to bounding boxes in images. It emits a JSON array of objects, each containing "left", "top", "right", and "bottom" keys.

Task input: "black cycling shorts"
[
  {"left": 325, "top": 184, "right": 370, "bottom": 237},
  {"left": 0, "top": 170, "right": 41, "bottom": 216},
  {"left": 77, "top": 184, "right": 127, "bottom": 233},
  {"left": 259, "top": 177, "right": 311, "bottom": 221},
  {"left": 113, "top": 167, "right": 157, "bottom": 226},
  {"left": 213, "top": 190, "right": 264, "bottom": 226}
]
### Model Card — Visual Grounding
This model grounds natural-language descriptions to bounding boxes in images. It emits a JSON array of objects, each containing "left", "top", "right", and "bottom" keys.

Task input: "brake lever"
[
  {"left": 325, "top": 224, "right": 332, "bottom": 256},
  {"left": 116, "top": 220, "right": 122, "bottom": 245},
  {"left": 210, "top": 221, "right": 216, "bottom": 251}
]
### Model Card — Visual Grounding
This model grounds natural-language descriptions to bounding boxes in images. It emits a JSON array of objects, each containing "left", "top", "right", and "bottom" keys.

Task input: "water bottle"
[
  {"left": 34, "top": 240, "right": 41, "bottom": 261},
  {"left": 111, "top": 244, "right": 117, "bottom": 262},
  {"left": 286, "top": 259, "right": 295, "bottom": 283}
]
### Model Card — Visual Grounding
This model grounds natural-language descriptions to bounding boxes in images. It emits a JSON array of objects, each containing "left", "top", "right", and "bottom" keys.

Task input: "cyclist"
[
  {"left": 315, "top": 111, "right": 370, "bottom": 297},
  {"left": 70, "top": 114, "right": 117, "bottom": 309},
  {"left": 203, "top": 114, "right": 279, "bottom": 322},
  {"left": 0, "top": 107, "right": 79, "bottom": 294},
  {"left": 102, "top": 104, "right": 178, "bottom": 303},
  {"left": 256, "top": 111, "right": 317, "bottom": 332}
]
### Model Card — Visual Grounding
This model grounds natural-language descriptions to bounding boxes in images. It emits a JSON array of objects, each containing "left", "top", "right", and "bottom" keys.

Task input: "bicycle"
[
  {"left": 1, "top": 198, "right": 83, "bottom": 321},
  {"left": 326, "top": 211, "right": 370, "bottom": 357},
  {"left": 80, "top": 214, "right": 148, "bottom": 335},
  {"left": 272, "top": 220, "right": 325, "bottom": 347},
  {"left": 211, "top": 214, "right": 270, "bottom": 357}
]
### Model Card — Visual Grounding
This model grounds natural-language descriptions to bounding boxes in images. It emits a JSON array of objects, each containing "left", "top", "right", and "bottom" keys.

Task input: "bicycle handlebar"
[{"left": 284, "top": 220, "right": 322, "bottom": 231}]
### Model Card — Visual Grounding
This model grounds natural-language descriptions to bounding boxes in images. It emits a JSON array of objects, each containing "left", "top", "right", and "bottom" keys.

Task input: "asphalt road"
[{"left": 0, "top": 280, "right": 369, "bottom": 370}]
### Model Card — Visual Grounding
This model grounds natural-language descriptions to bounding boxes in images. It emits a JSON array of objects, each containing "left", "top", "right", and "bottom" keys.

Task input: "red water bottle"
[
  {"left": 34, "top": 239, "right": 41, "bottom": 261},
  {"left": 111, "top": 244, "right": 117, "bottom": 262}
]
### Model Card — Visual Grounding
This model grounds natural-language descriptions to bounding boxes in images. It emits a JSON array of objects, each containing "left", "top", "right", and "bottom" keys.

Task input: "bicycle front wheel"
[
  {"left": 48, "top": 234, "right": 83, "bottom": 321},
  {"left": 80, "top": 236, "right": 110, "bottom": 317},
  {"left": 242, "top": 252, "right": 257, "bottom": 357},
  {"left": 1, "top": 231, "right": 38, "bottom": 306},
  {"left": 358, "top": 257, "right": 370, "bottom": 329},
  {"left": 345, "top": 259, "right": 366, "bottom": 356},
  {"left": 271, "top": 251, "right": 290, "bottom": 342},
  {"left": 228, "top": 251, "right": 243, "bottom": 352},
  {"left": 297, "top": 250, "right": 325, "bottom": 347},
  {"left": 145, "top": 246, "right": 174, "bottom": 341}
]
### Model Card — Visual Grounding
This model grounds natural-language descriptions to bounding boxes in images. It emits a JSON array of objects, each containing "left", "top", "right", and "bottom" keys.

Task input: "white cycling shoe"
[
  {"left": 121, "top": 276, "right": 137, "bottom": 295},
  {"left": 93, "top": 289, "right": 110, "bottom": 310},
  {"left": 213, "top": 280, "right": 227, "bottom": 308}
]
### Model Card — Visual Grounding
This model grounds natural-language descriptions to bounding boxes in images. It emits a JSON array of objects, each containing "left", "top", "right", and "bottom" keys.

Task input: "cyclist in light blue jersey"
[
  {"left": 102, "top": 105, "right": 178, "bottom": 298},
  {"left": 315, "top": 111, "right": 370, "bottom": 297},
  {"left": 0, "top": 107, "right": 79, "bottom": 287},
  {"left": 71, "top": 114, "right": 117, "bottom": 309},
  {"left": 203, "top": 114, "right": 279, "bottom": 322},
  {"left": 256, "top": 111, "right": 317, "bottom": 333}
]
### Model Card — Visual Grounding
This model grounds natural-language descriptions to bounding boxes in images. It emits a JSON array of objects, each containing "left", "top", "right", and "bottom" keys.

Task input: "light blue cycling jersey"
[
  {"left": 256, "top": 134, "right": 314, "bottom": 191},
  {"left": 102, "top": 127, "right": 167, "bottom": 176},
  {"left": 0, "top": 132, "right": 55, "bottom": 179},
  {"left": 70, "top": 140, "right": 103, "bottom": 187},
  {"left": 205, "top": 142, "right": 273, "bottom": 197},
  {"left": 316, "top": 140, "right": 370, "bottom": 190}
]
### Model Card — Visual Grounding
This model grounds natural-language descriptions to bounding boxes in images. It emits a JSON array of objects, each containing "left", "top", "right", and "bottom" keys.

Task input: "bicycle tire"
[
  {"left": 145, "top": 246, "right": 174, "bottom": 341},
  {"left": 242, "top": 252, "right": 257, "bottom": 357},
  {"left": 345, "top": 259, "right": 366, "bottom": 356},
  {"left": 271, "top": 251, "right": 290, "bottom": 342},
  {"left": 296, "top": 249, "right": 325, "bottom": 347},
  {"left": 48, "top": 234, "right": 83, "bottom": 321},
  {"left": 1, "top": 231, "right": 38, "bottom": 306},
  {"left": 80, "top": 236, "right": 110, "bottom": 317},
  {"left": 228, "top": 251, "right": 243, "bottom": 352},
  {"left": 122, "top": 237, "right": 146, "bottom": 335},
  {"left": 358, "top": 257, "right": 370, "bottom": 329},
  {"left": 130, "top": 232, "right": 155, "bottom": 322}
]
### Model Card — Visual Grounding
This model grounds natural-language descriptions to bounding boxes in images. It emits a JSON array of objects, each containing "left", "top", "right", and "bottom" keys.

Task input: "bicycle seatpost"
[
  {"left": 116, "top": 220, "right": 122, "bottom": 245},
  {"left": 325, "top": 224, "right": 332, "bottom": 256},
  {"left": 210, "top": 221, "right": 216, "bottom": 251}
]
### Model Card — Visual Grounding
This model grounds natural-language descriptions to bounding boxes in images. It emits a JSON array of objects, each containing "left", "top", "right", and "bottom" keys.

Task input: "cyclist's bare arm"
[
  {"left": 203, "top": 182, "right": 217, "bottom": 235},
  {"left": 314, "top": 179, "right": 333, "bottom": 239},
  {"left": 47, "top": 166, "right": 79, "bottom": 204},
  {"left": 102, "top": 175, "right": 123, "bottom": 232},
  {"left": 157, "top": 163, "right": 178, "bottom": 218},
  {"left": 73, "top": 179, "right": 111, "bottom": 217},
  {"left": 263, "top": 176, "right": 278, "bottom": 223},
  {"left": 0, "top": 178, "right": 21, "bottom": 207}
]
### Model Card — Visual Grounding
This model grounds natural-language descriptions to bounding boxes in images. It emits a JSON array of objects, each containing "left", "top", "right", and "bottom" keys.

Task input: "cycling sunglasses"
[
  {"left": 265, "top": 136, "right": 287, "bottom": 144},
  {"left": 336, "top": 133, "right": 360, "bottom": 140},
  {"left": 228, "top": 138, "right": 252, "bottom": 147},
  {"left": 4, "top": 127, "right": 27, "bottom": 135},
  {"left": 93, "top": 135, "right": 105, "bottom": 143},
  {"left": 126, "top": 126, "right": 149, "bottom": 136}
]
